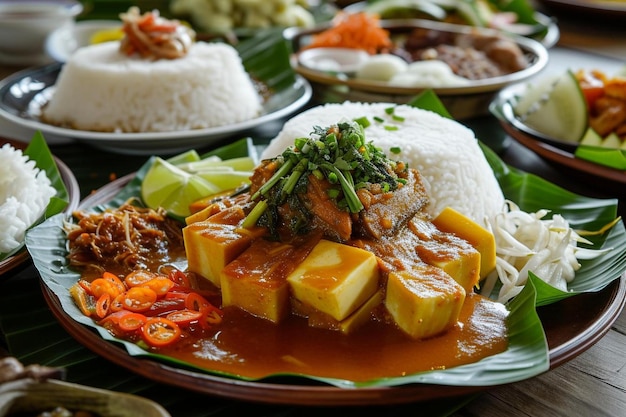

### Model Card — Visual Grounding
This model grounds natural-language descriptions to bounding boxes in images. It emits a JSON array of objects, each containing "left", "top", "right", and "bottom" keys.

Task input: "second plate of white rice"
[{"left": 0, "top": 64, "right": 312, "bottom": 155}]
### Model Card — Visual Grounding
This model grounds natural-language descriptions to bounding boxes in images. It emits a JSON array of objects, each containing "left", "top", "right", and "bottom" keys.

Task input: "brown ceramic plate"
[
  {"left": 499, "top": 121, "right": 626, "bottom": 186},
  {"left": 489, "top": 86, "right": 626, "bottom": 186},
  {"left": 38, "top": 174, "right": 626, "bottom": 406},
  {"left": 0, "top": 138, "right": 80, "bottom": 276}
]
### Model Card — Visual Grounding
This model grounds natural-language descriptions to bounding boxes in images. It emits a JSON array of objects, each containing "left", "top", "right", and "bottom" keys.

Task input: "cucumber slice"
[
  {"left": 602, "top": 132, "right": 622, "bottom": 149},
  {"left": 513, "top": 75, "right": 559, "bottom": 116},
  {"left": 580, "top": 128, "right": 602, "bottom": 147},
  {"left": 518, "top": 70, "right": 588, "bottom": 143}
]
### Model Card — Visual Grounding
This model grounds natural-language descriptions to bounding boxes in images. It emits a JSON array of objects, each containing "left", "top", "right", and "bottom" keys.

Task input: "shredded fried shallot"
[
  {"left": 480, "top": 200, "right": 613, "bottom": 303},
  {"left": 119, "top": 7, "right": 195, "bottom": 60},
  {"left": 64, "top": 200, "right": 184, "bottom": 273}
]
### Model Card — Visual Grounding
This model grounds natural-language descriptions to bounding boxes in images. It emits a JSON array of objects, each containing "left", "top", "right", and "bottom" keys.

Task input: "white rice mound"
[
  {"left": 262, "top": 102, "right": 504, "bottom": 226},
  {"left": 0, "top": 144, "right": 56, "bottom": 253},
  {"left": 42, "top": 41, "right": 262, "bottom": 133}
]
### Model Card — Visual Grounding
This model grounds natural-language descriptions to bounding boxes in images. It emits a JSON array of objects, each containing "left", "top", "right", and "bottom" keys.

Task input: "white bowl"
[
  {"left": 298, "top": 47, "right": 371, "bottom": 76},
  {"left": 0, "top": 0, "right": 82, "bottom": 66},
  {"left": 46, "top": 19, "right": 122, "bottom": 63}
]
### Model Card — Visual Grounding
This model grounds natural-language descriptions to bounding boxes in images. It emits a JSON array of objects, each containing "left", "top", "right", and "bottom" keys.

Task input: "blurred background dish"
[
  {"left": 0, "top": 0, "right": 83, "bottom": 66},
  {"left": 342, "top": 0, "right": 560, "bottom": 48},
  {"left": 285, "top": 18, "right": 548, "bottom": 120},
  {"left": 45, "top": 18, "right": 122, "bottom": 62},
  {"left": 0, "top": 357, "right": 170, "bottom": 417},
  {"left": 490, "top": 78, "right": 626, "bottom": 186}
]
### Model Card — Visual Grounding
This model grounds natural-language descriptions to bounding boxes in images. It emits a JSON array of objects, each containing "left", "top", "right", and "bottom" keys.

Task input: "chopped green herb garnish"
[
  {"left": 373, "top": 116, "right": 384, "bottom": 123},
  {"left": 385, "top": 106, "right": 395, "bottom": 115},
  {"left": 390, "top": 146, "right": 402, "bottom": 154},
  {"left": 245, "top": 121, "right": 407, "bottom": 229},
  {"left": 384, "top": 125, "right": 399, "bottom": 131},
  {"left": 354, "top": 116, "right": 371, "bottom": 128},
  {"left": 392, "top": 114, "right": 405, "bottom": 122}
]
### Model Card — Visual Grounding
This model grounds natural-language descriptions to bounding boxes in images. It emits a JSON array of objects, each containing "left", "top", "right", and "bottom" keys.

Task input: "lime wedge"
[
  {"left": 176, "top": 156, "right": 256, "bottom": 173},
  {"left": 141, "top": 157, "right": 220, "bottom": 218}
]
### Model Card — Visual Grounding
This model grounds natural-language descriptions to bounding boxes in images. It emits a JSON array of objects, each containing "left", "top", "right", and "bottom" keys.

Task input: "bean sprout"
[{"left": 481, "top": 200, "right": 613, "bottom": 303}]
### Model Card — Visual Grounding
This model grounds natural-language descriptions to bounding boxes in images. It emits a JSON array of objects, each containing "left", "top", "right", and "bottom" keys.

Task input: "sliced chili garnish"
[
  {"left": 202, "top": 305, "right": 223, "bottom": 325},
  {"left": 110, "top": 293, "right": 126, "bottom": 313},
  {"left": 145, "top": 297, "right": 186, "bottom": 316},
  {"left": 77, "top": 279, "right": 93, "bottom": 295},
  {"left": 141, "top": 277, "right": 175, "bottom": 297},
  {"left": 142, "top": 317, "right": 181, "bottom": 347},
  {"left": 166, "top": 309, "right": 203, "bottom": 327},
  {"left": 124, "top": 270, "right": 158, "bottom": 287},
  {"left": 90, "top": 278, "right": 123, "bottom": 299},
  {"left": 102, "top": 271, "right": 126, "bottom": 294},
  {"left": 99, "top": 309, "right": 129, "bottom": 324},
  {"left": 184, "top": 292, "right": 212, "bottom": 311},
  {"left": 69, "top": 283, "right": 95, "bottom": 317},
  {"left": 96, "top": 293, "right": 111, "bottom": 318},
  {"left": 168, "top": 269, "right": 191, "bottom": 288},
  {"left": 123, "top": 286, "right": 157, "bottom": 312},
  {"left": 118, "top": 312, "right": 147, "bottom": 332}
]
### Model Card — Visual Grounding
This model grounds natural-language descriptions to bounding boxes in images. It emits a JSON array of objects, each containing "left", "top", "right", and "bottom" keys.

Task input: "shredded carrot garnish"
[{"left": 305, "top": 12, "right": 392, "bottom": 55}]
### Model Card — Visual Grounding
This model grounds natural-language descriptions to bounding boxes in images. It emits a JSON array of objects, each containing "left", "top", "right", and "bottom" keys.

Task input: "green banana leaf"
[{"left": 0, "top": 132, "right": 69, "bottom": 261}]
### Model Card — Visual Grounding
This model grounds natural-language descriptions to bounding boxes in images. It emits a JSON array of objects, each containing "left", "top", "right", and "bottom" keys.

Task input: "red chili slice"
[
  {"left": 166, "top": 309, "right": 203, "bottom": 327},
  {"left": 141, "top": 317, "right": 181, "bottom": 347}
]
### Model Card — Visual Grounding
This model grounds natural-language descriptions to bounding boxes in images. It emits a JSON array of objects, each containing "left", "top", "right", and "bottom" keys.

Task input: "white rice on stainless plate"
[
  {"left": 0, "top": 144, "right": 56, "bottom": 253},
  {"left": 262, "top": 102, "right": 504, "bottom": 226},
  {"left": 42, "top": 41, "right": 262, "bottom": 133}
]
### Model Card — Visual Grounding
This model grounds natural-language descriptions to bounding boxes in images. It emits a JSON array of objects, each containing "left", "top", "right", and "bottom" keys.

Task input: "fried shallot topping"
[
  {"left": 64, "top": 201, "right": 184, "bottom": 273},
  {"left": 119, "top": 7, "right": 195, "bottom": 60}
]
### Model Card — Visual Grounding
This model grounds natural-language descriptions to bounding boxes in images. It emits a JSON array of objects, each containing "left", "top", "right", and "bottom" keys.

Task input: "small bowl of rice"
[{"left": 0, "top": 139, "right": 79, "bottom": 276}]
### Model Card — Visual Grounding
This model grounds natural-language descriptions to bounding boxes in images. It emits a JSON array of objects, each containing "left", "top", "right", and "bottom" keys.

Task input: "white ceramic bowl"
[
  {"left": 0, "top": 0, "right": 83, "bottom": 66},
  {"left": 297, "top": 47, "right": 371, "bottom": 76},
  {"left": 45, "top": 19, "right": 122, "bottom": 63}
]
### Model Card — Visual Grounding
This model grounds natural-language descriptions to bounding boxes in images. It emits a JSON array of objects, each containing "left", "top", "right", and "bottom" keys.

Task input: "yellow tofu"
[
  {"left": 182, "top": 220, "right": 263, "bottom": 288},
  {"left": 292, "top": 289, "right": 384, "bottom": 334},
  {"left": 338, "top": 289, "right": 384, "bottom": 334},
  {"left": 185, "top": 201, "right": 223, "bottom": 225},
  {"left": 407, "top": 215, "right": 481, "bottom": 293},
  {"left": 188, "top": 189, "right": 236, "bottom": 216},
  {"left": 385, "top": 265, "right": 466, "bottom": 340},
  {"left": 432, "top": 206, "right": 497, "bottom": 279},
  {"left": 221, "top": 239, "right": 296, "bottom": 323},
  {"left": 287, "top": 239, "right": 380, "bottom": 321}
]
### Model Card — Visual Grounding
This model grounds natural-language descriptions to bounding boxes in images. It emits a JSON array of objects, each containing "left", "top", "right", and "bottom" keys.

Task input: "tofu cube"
[
  {"left": 385, "top": 265, "right": 465, "bottom": 340},
  {"left": 182, "top": 220, "right": 263, "bottom": 288},
  {"left": 408, "top": 215, "right": 481, "bottom": 293},
  {"left": 287, "top": 239, "right": 380, "bottom": 321},
  {"left": 221, "top": 239, "right": 295, "bottom": 323},
  {"left": 432, "top": 206, "right": 497, "bottom": 279},
  {"left": 292, "top": 289, "right": 383, "bottom": 334}
]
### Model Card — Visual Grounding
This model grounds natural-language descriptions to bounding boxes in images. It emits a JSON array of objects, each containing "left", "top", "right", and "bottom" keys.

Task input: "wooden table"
[{"left": 1, "top": 7, "right": 625, "bottom": 417}]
